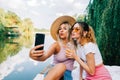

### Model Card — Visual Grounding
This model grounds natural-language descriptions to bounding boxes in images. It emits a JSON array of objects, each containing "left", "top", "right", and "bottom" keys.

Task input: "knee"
[{"left": 44, "top": 63, "right": 66, "bottom": 80}]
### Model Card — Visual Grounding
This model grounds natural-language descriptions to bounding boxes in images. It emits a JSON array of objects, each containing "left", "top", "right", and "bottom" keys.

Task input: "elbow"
[
  {"left": 90, "top": 72, "right": 95, "bottom": 76},
  {"left": 89, "top": 70, "right": 95, "bottom": 76}
]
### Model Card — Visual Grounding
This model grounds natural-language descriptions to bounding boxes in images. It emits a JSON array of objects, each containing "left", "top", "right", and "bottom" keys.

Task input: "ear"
[{"left": 83, "top": 31, "right": 88, "bottom": 37}]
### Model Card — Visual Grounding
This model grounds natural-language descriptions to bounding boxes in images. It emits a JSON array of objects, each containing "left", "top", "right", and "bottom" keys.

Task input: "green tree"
[
  {"left": 0, "top": 8, "right": 5, "bottom": 33},
  {"left": 87, "top": 0, "right": 120, "bottom": 65}
]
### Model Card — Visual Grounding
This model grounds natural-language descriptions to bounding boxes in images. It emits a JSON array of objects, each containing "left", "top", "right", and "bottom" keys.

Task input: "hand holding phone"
[{"left": 35, "top": 33, "right": 45, "bottom": 50}]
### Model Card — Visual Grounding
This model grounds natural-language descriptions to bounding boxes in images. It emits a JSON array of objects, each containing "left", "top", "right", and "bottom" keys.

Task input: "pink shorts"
[{"left": 85, "top": 65, "right": 112, "bottom": 80}]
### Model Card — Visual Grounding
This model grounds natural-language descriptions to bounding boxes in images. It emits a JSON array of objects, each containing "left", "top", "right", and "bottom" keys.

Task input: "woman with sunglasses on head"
[
  {"left": 29, "top": 16, "right": 75, "bottom": 80},
  {"left": 66, "top": 22, "right": 112, "bottom": 80}
]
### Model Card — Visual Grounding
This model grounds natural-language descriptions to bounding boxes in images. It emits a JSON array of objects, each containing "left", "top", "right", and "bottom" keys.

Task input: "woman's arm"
[
  {"left": 66, "top": 49, "right": 95, "bottom": 75},
  {"left": 75, "top": 53, "right": 95, "bottom": 75},
  {"left": 80, "top": 64, "right": 83, "bottom": 80},
  {"left": 29, "top": 42, "right": 58, "bottom": 61}
]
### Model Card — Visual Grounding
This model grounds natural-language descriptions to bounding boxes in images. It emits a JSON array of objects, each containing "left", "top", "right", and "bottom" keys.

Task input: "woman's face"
[
  {"left": 71, "top": 23, "right": 81, "bottom": 39},
  {"left": 58, "top": 24, "right": 69, "bottom": 40}
]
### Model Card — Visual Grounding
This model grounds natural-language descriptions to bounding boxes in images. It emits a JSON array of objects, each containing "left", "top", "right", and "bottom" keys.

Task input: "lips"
[
  {"left": 60, "top": 33, "right": 64, "bottom": 36},
  {"left": 71, "top": 33, "right": 76, "bottom": 38},
  {"left": 72, "top": 33, "right": 75, "bottom": 36}
]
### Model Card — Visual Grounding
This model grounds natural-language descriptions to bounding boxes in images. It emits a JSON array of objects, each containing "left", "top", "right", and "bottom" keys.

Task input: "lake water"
[
  {"left": 0, "top": 33, "right": 54, "bottom": 80},
  {"left": 1, "top": 33, "right": 120, "bottom": 80}
]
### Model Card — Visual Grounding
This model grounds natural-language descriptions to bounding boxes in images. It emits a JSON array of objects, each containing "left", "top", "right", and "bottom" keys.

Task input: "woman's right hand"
[
  {"left": 29, "top": 45, "right": 44, "bottom": 58},
  {"left": 65, "top": 48, "right": 76, "bottom": 59}
]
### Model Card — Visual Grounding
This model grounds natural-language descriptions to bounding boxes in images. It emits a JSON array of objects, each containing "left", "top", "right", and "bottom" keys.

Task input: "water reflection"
[
  {"left": 0, "top": 34, "right": 34, "bottom": 64},
  {"left": 0, "top": 33, "right": 54, "bottom": 80},
  {"left": 0, "top": 36, "right": 20, "bottom": 63}
]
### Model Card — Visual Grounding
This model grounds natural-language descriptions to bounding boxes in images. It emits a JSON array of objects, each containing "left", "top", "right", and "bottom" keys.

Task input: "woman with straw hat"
[{"left": 29, "top": 15, "right": 75, "bottom": 80}]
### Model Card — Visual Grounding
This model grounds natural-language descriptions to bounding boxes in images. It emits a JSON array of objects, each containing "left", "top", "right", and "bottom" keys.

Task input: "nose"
[
  {"left": 72, "top": 29, "right": 75, "bottom": 32},
  {"left": 72, "top": 30, "right": 75, "bottom": 33}
]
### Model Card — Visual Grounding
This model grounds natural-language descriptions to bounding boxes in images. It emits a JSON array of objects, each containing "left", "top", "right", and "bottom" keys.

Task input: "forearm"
[
  {"left": 80, "top": 65, "right": 83, "bottom": 79},
  {"left": 37, "top": 53, "right": 48, "bottom": 61},
  {"left": 75, "top": 56, "right": 93, "bottom": 75}
]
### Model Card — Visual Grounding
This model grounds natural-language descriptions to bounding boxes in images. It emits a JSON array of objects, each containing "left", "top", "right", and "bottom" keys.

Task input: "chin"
[{"left": 71, "top": 36, "right": 76, "bottom": 39}]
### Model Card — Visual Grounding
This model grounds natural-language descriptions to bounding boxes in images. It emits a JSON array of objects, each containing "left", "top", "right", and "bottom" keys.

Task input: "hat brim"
[{"left": 50, "top": 15, "right": 76, "bottom": 41}]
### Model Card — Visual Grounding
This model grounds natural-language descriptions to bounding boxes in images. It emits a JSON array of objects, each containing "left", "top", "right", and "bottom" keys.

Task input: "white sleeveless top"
[{"left": 77, "top": 42, "right": 103, "bottom": 66}]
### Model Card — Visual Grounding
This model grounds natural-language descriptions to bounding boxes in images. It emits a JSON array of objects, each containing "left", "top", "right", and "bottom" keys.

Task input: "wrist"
[{"left": 74, "top": 55, "right": 79, "bottom": 60}]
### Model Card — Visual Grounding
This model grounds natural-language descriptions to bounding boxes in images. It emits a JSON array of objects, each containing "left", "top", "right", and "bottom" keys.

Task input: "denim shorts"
[{"left": 63, "top": 70, "right": 73, "bottom": 80}]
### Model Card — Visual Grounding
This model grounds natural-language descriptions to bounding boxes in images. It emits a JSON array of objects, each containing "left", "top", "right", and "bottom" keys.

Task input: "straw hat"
[{"left": 50, "top": 15, "right": 76, "bottom": 41}]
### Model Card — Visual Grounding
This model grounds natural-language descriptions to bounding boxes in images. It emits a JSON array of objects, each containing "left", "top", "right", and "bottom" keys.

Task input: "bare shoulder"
[
  {"left": 51, "top": 41, "right": 60, "bottom": 54},
  {"left": 48, "top": 42, "right": 60, "bottom": 50},
  {"left": 52, "top": 41, "right": 60, "bottom": 47}
]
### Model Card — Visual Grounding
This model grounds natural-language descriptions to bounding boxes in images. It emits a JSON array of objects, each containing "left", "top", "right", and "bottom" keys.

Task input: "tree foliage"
[
  {"left": 0, "top": 8, "right": 34, "bottom": 35},
  {"left": 87, "top": 0, "right": 120, "bottom": 65}
]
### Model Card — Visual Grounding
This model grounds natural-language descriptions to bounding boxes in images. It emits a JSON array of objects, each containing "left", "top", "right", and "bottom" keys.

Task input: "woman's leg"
[{"left": 44, "top": 63, "right": 66, "bottom": 80}]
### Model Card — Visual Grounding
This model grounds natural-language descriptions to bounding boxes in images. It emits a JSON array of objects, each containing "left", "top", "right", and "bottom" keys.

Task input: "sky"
[{"left": 0, "top": 0, "right": 90, "bottom": 29}]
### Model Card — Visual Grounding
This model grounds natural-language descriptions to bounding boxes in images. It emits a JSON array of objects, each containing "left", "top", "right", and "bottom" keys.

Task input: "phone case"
[{"left": 35, "top": 33, "right": 45, "bottom": 50}]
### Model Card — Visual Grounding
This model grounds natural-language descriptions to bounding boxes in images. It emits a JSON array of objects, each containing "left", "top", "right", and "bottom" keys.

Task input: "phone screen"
[{"left": 35, "top": 33, "right": 45, "bottom": 50}]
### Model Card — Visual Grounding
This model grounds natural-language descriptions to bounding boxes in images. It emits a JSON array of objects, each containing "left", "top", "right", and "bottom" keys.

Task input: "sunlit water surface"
[{"left": 0, "top": 34, "right": 54, "bottom": 80}]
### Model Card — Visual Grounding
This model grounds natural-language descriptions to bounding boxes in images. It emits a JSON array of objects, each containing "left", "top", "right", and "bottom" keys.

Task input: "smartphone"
[{"left": 35, "top": 33, "right": 45, "bottom": 50}]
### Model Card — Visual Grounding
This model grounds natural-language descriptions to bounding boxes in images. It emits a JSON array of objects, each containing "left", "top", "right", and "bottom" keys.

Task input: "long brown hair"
[{"left": 87, "top": 26, "right": 96, "bottom": 43}]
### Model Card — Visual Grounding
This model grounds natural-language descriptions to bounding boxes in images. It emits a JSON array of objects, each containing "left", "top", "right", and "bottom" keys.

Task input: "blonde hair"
[{"left": 56, "top": 21, "right": 72, "bottom": 45}]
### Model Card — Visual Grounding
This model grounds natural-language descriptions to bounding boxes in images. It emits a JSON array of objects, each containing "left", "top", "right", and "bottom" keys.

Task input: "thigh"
[{"left": 44, "top": 63, "right": 66, "bottom": 80}]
